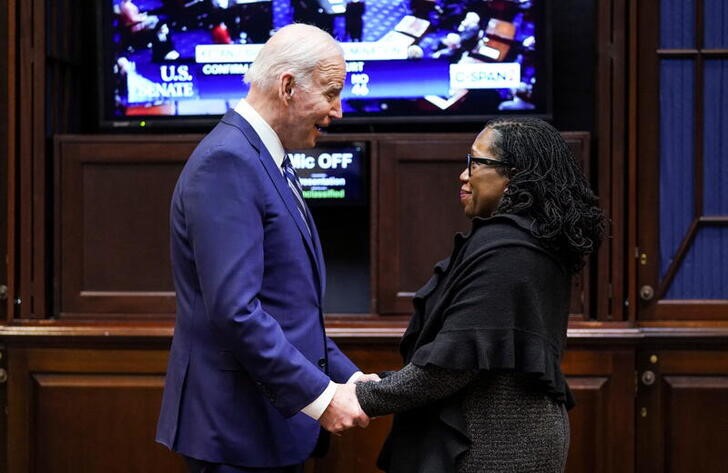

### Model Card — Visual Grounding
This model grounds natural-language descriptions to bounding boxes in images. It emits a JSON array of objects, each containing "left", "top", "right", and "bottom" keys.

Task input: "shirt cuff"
[
  {"left": 347, "top": 371, "right": 364, "bottom": 384},
  {"left": 301, "top": 381, "right": 337, "bottom": 420}
]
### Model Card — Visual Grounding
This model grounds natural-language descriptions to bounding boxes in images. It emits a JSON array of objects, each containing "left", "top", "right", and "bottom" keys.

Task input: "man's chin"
[
  {"left": 305, "top": 133, "right": 319, "bottom": 148},
  {"left": 311, "top": 128, "right": 323, "bottom": 143},
  {"left": 285, "top": 136, "right": 316, "bottom": 150}
]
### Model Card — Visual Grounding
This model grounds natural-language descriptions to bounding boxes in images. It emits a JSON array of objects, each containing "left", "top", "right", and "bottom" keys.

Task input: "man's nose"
[{"left": 330, "top": 97, "right": 343, "bottom": 119}]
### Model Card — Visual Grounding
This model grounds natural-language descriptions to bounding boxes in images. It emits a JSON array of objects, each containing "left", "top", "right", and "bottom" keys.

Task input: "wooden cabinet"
[
  {"left": 11, "top": 332, "right": 725, "bottom": 473},
  {"left": 4, "top": 340, "right": 185, "bottom": 473},
  {"left": 40, "top": 132, "right": 635, "bottom": 473},
  {"left": 3, "top": 0, "right": 727, "bottom": 471},
  {"left": 310, "top": 339, "right": 637, "bottom": 473},
  {"left": 31, "top": 130, "right": 728, "bottom": 473},
  {"left": 636, "top": 343, "right": 728, "bottom": 473},
  {"left": 54, "top": 133, "right": 593, "bottom": 320},
  {"left": 634, "top": 0, "right": 728, "bottom": 323},
  {"left": 0, "top": 330, "right": 642, "bottom": 473}
]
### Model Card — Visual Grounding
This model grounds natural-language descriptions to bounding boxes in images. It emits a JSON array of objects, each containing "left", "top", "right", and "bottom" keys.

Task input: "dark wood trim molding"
[
  {"left": 626, "top": 0, "right": 639, "bottom": 325},
  {"left": 595, "top": 0, "right": 628, "bottom": 322},
  {"left": 1, "top": 0, "right": 15, "bottom": 323},
  {"left": 2, "top": 323, "right": 727, "bottom": 346},
  {"left": 16, "top": 0, "right": 47, "bottom": 318}
]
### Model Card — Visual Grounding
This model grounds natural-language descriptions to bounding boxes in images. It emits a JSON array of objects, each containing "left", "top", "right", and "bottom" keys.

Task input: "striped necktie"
[{"left": 281, "top": 155, "right": 311, "bottom": 235}]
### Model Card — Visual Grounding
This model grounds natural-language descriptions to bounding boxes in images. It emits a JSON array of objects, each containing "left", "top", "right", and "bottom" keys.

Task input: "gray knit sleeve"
[{"left": 355, "top": 363, "right": 477, "bottom": 417}]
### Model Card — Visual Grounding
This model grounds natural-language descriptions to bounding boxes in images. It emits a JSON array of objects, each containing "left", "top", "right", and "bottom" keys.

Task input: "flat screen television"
[{"left": 99, "top": 0, "right": 551, "bottom": 128}]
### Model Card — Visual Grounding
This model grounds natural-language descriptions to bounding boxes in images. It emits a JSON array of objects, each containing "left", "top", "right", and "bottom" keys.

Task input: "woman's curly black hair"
[{"left": 487, "top": 117, "right": 607, "bottom": 274}]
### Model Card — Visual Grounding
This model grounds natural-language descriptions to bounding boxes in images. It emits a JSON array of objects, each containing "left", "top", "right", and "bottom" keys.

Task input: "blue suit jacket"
[{"left": 156, "top": 111, "right": 359, "bottom": 467}]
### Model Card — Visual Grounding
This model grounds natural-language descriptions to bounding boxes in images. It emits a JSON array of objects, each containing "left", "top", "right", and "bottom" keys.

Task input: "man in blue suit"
[{"left": 157, "top": 24, "right": 377, "bottom": 473}]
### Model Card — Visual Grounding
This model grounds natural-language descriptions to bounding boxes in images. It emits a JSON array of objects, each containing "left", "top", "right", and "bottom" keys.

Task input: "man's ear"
[{"left": 279, "top": 73, "right": 295, "bottom": 101}]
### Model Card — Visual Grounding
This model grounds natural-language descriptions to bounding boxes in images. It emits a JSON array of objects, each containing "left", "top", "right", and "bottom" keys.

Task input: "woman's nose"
[{"left": 459, "top": 168, "right": 470, "bottom": 182}]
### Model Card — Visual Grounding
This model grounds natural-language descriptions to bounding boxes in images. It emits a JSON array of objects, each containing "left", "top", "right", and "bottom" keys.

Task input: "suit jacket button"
[{"left": 317, "top": 358, "right": 327, "bottom": 370}]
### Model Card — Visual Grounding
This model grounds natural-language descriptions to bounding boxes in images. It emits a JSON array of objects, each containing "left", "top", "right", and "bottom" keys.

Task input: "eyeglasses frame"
[{"left": 466, "top": 153, "right": 511, "bottom": 177}]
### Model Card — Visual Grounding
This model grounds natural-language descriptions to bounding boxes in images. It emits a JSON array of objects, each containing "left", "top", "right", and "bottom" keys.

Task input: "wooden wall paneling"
[
  {"left": 625, "top": 0, "right": 639, "bottom": 326},
  {"left": 32, "top": 374, "right": 182, "bottom": 473},
  {"left": 0, "top": 331, "right": 640, "bottom": 473},
  {"left": 53, "top": 133, "right": 383, "bottom": 318},
  {"left": 0, "top": 2, "right": 13, "bottom": 446},
  {"left": 14, "top": 0, "right": 99, "bottom": 320},
  {"left": 608, "top": 0, "right": 627, "bottom": 323},
  {"left": 369, "top": 139, "right": 379, "bottom": 314},
  {"left": 0, "top": 326, "right": 671, "bottom": 473},
  {"left": 564, "top": 376, "right": 609, "bottom": 473},
  {"left": 17, "top": 0, "right": 31, "bottom": 316},
  {"left": 637, "top": 348, "right": 728, "bottom": 473},
  {"left": 562, "top": 132, "right": 594, "bottom": 322},
  {"left": 595, "top": 0, "right": 628, "bottom": 322},
  {"left": 661, "top": 376, "right": 728, "bottom": 472},
  {"left": 634, "top": 0, "right": 660, "bottom": 324},
  {"left": 54, "top": 136, "right": 200, "bottom": 318},
  {"left": 6, "top": 346, "right": 28, "bottom": 473},
  {"left": 0, "top": 333, "right": 405, "bottom": 473},
  {"left": 16, "top": 0, "right": 46, "bottom": 318},
  {"left": 0, "top": 347, "right": 5, "bottom": 473},
  {"left": 1, "top": 0, "right": 14, "bottom": 324},
  {"left": 562, "top": 348, "right": 635, "bottom": 473},
  {"left": 376, "top": 134, "right": 473, "bottom": 314},
  {"left": 6, "top": 345, "right": 185, "bottom": 473},
  {"left": 54, "top": 130, "right": 597, "bottom": 320},
  {"left": 45, "top": 0, "right": 95, "bottom": 135},
  {"left": 309, "top": 337, "right": 638, "bottom": 473}
]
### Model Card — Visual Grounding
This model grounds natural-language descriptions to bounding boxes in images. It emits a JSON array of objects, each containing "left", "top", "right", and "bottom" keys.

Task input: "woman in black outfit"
[{"left": 355, "top": 118, "right": 606, "bottom": 473}]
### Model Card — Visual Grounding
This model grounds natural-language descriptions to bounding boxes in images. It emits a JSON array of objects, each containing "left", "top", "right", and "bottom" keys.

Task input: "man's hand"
[{"left": 318, "top": 383, "right": 369, "bottom": 434}]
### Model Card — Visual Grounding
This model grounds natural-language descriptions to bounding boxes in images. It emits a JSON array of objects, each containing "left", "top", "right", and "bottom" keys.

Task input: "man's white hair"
[{"left": 245, "top": 24, "right": 344, "bottom": 92}]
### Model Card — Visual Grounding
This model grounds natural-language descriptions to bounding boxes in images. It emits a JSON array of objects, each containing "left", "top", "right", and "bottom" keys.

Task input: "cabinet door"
[
  {"left": 376, "top": 133, "right": 594, "bottom": 318},
  {"left": 636, "top": 348, "right": 728, "bottom": 473},
  {"left": 377, "top": 134, "right": 473, "bottom": 314},
  {"left": 6, "top": 346, "right": 186, "bottom": 473},
  {"left": 563, "top": 349, "right": 635, "bottom": 473},
  {"left": 635, "top": 1, "right": 728, "bottom": 321},
  {"left": 54, "top": 136, "right": 199, "bottom": 317}
]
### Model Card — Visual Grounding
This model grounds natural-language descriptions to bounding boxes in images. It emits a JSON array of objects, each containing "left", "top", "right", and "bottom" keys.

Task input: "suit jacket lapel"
[
  {"left": 221, "top": 111, "right": 325, "bottom": 297},
  {"left": 306, "top": 209, "right": 327, "bottom": 301}
]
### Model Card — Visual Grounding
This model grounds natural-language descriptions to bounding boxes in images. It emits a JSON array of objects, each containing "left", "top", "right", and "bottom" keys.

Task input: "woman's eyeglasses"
[{"left": 466, "top": 154, "right": 510, "bottom": 177}]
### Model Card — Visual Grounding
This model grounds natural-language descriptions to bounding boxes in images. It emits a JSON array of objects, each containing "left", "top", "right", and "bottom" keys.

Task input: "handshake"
[{"left": 318, "top": 372, "right": 381, "bottom": 435}]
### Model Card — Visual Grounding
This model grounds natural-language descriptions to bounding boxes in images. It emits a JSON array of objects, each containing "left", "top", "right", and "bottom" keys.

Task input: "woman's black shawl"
[{"left": 377, "top": 214, "right": 574, "bottom": 473}]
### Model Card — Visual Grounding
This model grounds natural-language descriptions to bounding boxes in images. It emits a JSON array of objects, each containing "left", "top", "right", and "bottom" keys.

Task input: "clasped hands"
[{"left": 318, "top": 373, "right": 380, "bottom": 435}]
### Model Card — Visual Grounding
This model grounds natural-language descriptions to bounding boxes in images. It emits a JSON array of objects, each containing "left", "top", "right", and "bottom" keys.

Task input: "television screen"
[
  {"left": 287, "top": 143, "right": 367, "bottom": 206},
  {"left": 100, "top": 0, "right": 550, "bottom": 127}
]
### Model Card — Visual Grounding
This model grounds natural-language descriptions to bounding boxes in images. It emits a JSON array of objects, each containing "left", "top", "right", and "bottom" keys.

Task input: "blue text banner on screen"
[{"left": 127, "top": 60, "right": 456, "bottom": 104}]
